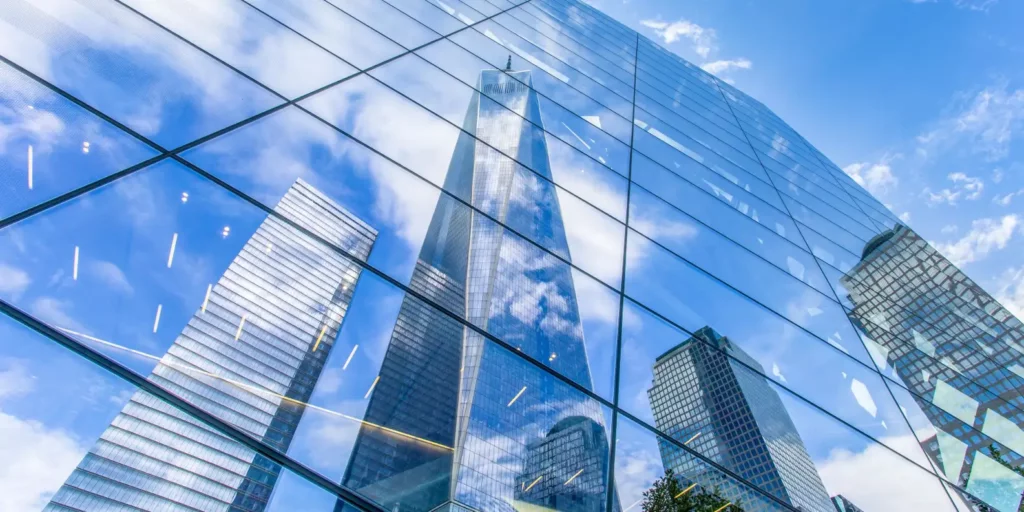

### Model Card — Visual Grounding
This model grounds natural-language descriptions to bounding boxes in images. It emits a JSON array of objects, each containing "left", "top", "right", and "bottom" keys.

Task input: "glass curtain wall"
[{"left": 0, "top": 0, "right": 1022, "bottom": 511}]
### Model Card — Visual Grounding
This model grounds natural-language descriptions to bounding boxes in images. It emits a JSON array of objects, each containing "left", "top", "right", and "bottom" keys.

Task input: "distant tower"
[
  {"left": 831, "top": 494, "right": 866, "bottom": 512},
  {"left": 341, "top": 66, "right": 614, "bottom": 511},
  {"left": 648, "top": 327, "right": 833, "bottom": 512},
  {"left": 45, "top": 179, "right": 377, "bottom": 511},
  {"left": 842, "top": 225, "right": 1024, "bottom": 511}
]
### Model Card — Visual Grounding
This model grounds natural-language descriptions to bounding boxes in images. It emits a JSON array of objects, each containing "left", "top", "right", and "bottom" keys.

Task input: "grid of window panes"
[{"left": 1, "top": 0, "right": 1023, "bottom": 511}]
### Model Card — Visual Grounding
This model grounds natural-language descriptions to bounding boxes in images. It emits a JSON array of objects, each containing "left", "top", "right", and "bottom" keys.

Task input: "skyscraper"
[
  {"left": 831, "top": 494, "right": 866, "bottom": 512},
  {"left": 341, "top": 67, "right": 613, "bottom": 511},
  {"left": 648, "top": 327, "right": 833, "bottom": 512},
  {"left": 5, "top": 0, "right": 1022, "bottom": 510},
  {"left": 44, "top": 179, "right": 377, "bottom": 512},
  {"left": 842, "top": 225, "right": 1024, "bottom": 511}
]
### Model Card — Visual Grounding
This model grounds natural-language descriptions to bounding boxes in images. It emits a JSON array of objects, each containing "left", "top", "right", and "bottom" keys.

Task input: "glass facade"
[{"left": 0, "top": 1, "right": 1021, "bottom": 512}]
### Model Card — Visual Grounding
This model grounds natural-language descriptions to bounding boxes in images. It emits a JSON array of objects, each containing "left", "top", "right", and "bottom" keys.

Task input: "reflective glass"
[
  {"left": 0, "top": 62, "right": 158, "bottom": 221},
  {"left": 2, "top": 0, "right": 1018, "bottom": 509},
  {"left": 0, "top": 0, "right": 282, "bottom": 148}
]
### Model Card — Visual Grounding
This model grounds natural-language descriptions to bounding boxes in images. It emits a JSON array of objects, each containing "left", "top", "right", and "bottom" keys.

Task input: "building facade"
[
  {"left": 1, "top": 0, "right": 1022, "bottom": 510},
  {"left": 842, "top": 225, "right": 1024, "bottom": 512},
  {"left": 341, "top": 67, "right": 613, "bottom": 512},
  {"left": 44, "top": 180, "right": 376, "bottom": 511},
  {"left": 831, "top": 494, "right": 865, "bottom": 512},
  {"left": 648, "top": 327, "right": 833, "bottom": 512}
]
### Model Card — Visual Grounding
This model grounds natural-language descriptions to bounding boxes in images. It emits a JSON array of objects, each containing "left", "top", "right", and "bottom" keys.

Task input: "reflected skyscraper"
[
  {"left": 341, "top": 67, "right": 613, "bottom": 511},
  {"left": 648, "top": 327, "right": 833, "bottom": 512},
  {"left": 44, "top": 180, "right": 377, "bottom": 512},
  {"left": 831, "top": 494, "right": 865, "bottom": 512},
  {"left": 842, "top": 225, "right": 1024, "bottom": 511}
]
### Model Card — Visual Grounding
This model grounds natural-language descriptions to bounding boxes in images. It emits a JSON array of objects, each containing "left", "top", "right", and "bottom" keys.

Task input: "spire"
[{"left": 505, "top": 55, "right": 512, "bottom": 71}]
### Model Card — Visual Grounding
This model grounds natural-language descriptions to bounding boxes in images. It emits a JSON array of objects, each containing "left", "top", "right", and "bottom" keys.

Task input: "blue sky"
[{"left": 589, "top": 0, "right": 1024, "bottom": 318}]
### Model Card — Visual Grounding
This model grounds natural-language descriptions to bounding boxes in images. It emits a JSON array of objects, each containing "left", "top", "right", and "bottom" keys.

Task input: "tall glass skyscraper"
[
  {"left": 44, "top": 180, "right": 376, "bottom": 511},
  {"left": 1, "top": 0, "right": 1022, "bottom": 511},
  {"left": 342, "top": 66, "right": 612, "bottom": 512},
  {"left": 648, "top": 327, "right": 832, "bottom": 512},
  {"left": 842, "top": 225, "right": 1024, "bottom": 512}
]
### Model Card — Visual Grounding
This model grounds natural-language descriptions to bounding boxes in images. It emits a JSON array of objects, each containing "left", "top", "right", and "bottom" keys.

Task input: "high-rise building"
[
  {"left": 648, "top": 327, "right": 833, "bottom": 512},
  {"left": 842, "top": 225, "right": 1024, "bottom": 511},
  {"left": 831, "top": 494, "right": 866, "bottom": 512},
  {"left": 341, "top": 67, "right": 613, "bottom": 512},
  {"left": 4, "top": 0, "right": 1023, "bottom": 510},
  {"left": 43, "top": 180, "right": 377, "bottom": 511}
]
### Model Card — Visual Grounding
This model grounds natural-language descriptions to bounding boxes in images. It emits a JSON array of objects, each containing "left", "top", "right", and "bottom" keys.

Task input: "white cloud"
[
  {"left": 88, "top": 260, "right": 134, "bottom": 295},
  {"left": 818, "top": 434, "right": 966, "bottom": 511},
  {"left": 700, "top": 58, "right": 752, "bottom": 77},
  {"left": 639, "top": 19, "right": 716, "bottom": 58},
  {"left": 899, "top": 212, "right": 912, "bottom": 223},
  {"left": 0, "top": 360, "right": 35, "bottom": 400},
  {"left": 917, "top": 82, "right": 1024, "bottom": 162},
  {"left": 0, "top": 375, "right": 123, "bottom": 512},
  {"left": 941, "top": 224, "right": 959, "bottom": 235},
  {"left": 993, "top": 168, "right": 1005, "bottom": 183},
  {"left": 843, "top": 158, "right": 899, "bottom": 196},
  {"left": 932, "top": 215, "right": 1020, "bottom": 266},
  {"left": 922, "top": 171, "right": 985, "bottom": 206},
  {"left": 638, "top": 18, "right": 752, "bottom": 81},
  {"left": 994, "top": 266, "right": 1024, "bottom": 322},
  {"left": 28, "top": 296, "right": 88, "bottom": 334},
  {"left": 0, "top": 264, "right": 31, "bottom": 300},
  {"left": 993, "top": 188, "right": 1024, "bottom": 206}
]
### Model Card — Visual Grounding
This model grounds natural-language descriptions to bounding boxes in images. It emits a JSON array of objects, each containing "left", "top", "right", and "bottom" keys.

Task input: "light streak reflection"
[{"left": 55, "top": 327, "right": 452, "bottom": 452}]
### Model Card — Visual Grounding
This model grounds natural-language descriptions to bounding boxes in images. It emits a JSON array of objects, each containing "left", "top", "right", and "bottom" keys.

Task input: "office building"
[
  {"left": 2, "top": 0, "right": 1022, "bottom": 510},
  {"left": 843, "top": 225, "right": 1024, "bottom": 511},
  {"left": 341, "top": 67, "right": 612, "bottom": 511},
  {"left": 648, "top": 327, "right": 833, "bottom": 512},
  {"left": 44, "top": 180, "right": 376, "bottom": 511}
]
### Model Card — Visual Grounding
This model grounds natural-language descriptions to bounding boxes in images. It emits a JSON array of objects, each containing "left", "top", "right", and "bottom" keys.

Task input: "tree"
[
  {"left": 641, "top": 469, "right": 744, "bottom": 512},
  {"left": 968, "top": 444, "right": 1024, "bottom": 512}
]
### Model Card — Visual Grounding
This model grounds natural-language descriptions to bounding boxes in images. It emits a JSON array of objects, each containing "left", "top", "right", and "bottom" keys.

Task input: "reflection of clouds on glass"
[
  {"left": 818, "top": 434, "right": 961, "bottom": 512},
  {"left": 0, "top": 263, "right": 31, "bottom": 300},
  {"left": 0, "top": 410, "right": 87, "bottom": 512},
  {"left": 0, "top": 0, "right": 280, "bottom": 145}
]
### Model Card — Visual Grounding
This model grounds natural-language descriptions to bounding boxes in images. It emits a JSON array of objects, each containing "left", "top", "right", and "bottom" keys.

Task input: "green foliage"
[{"left": 641, "top": 469, "right": 744, "bottom": 512}]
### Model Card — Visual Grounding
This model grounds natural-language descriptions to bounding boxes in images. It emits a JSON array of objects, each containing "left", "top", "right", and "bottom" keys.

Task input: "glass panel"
[
  {"left": 300, "top": 73, "right": 628, "bottom": 222},
  {"left": 324, "top": 0, "right": 441, "bottom": 50},
  {"left": 613, "top": 414, "right": 787, "bottom": 511},
  {"left": 0, "top": 62, "right": 158, "bottom": 221},
  {"left": 120, "top": 0, "right": 356, "bottom": 99},
  {"left": 618, "top": 298, "right": 935, "bottom": 471},
  {"left": 244, "top": 0, "right": 408, "bottom": 69},
  {"left": 629, "top": 186, "right": 832, "bottom": 298},
  {"left": 626, "top": 232, "right": 866, "bottom": 363},
  {"left": 0, "top": 0, "right": 281, "bottom": 147}
]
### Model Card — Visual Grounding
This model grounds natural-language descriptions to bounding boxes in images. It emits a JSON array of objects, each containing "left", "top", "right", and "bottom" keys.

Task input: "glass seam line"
[
  {"left": 619, "top": 291, "right": 962, "bottom": 486},
  {"left": 115, "top": 0, "right": 642, "bottom": 231},
  {"left": 178, "top": 158, "right": 802, "bottom": 512},
  {"left": 709, "top": 77, "right": 848, "bottom": 306},
  {"left": 2, "top": 28, "right": 891, "bottom": 430},
  {"left": 0, "top": 0, "right": 528, "bottom": 228},
  {"left": 0, "top": 299, "right": 386, "bottom": 512},
  {"left": 709, "top": 74, "right": 955, "bottom": 491},
  {"left": 1, "top": 46, "right": 900, "bottom": 432},
  {"left": 606, "top": 30, "right": 640, "bottom": 512},
  {"left": 2, "top": 4, "right": 958, "bottom": 503},
  {"left": 0, "top": 47, "right": 894, "bottom": 425},
  {"left": 175, "top": 123, "right": 941, "bottom": 512}
]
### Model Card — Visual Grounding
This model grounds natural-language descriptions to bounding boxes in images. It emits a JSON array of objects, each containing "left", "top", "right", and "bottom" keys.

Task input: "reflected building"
[
  {"left": 842, "top": 225, "right": 1024, "bottom": 511},
  {"left": 44, "top": 179, "right": 377, "bottom": 512},
  {"left": 831, "top": 494, "right": 865, "bottom": 512},
  {"left": 648, "top": 326, "right": 833, "bottom": 512},
  {"left": 341, "top": 66, "right": 614, "bottom": 511}
]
